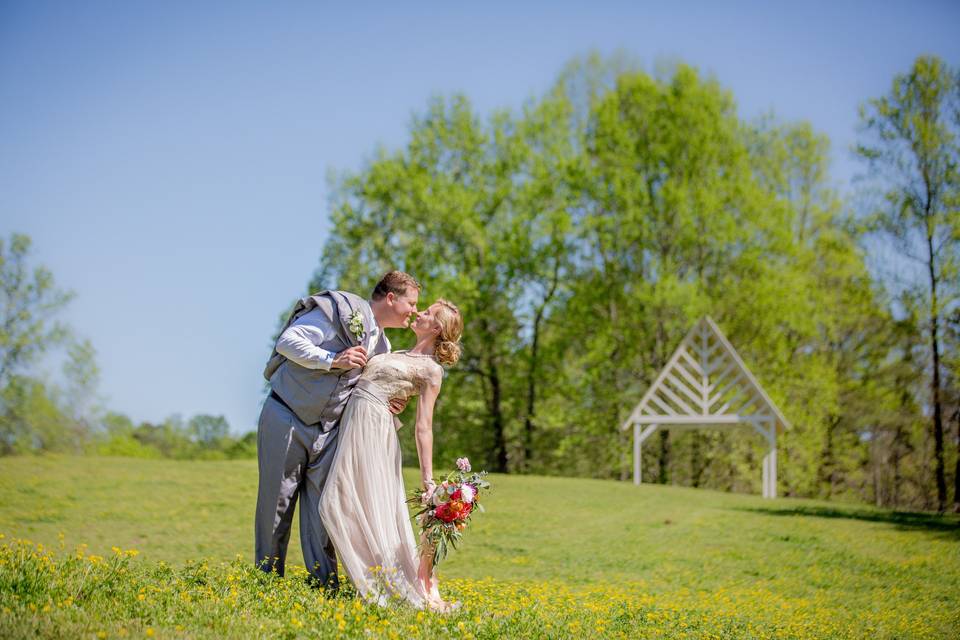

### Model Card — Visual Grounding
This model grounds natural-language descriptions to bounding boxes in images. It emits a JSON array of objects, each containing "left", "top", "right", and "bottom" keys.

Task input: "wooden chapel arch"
[{"left": 621, "top": 316, "right": 790, "bottom": 498}]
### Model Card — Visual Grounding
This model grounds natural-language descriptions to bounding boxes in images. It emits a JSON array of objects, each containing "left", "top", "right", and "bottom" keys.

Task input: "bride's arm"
[{"left": 414, "top": 368, "right": 443, "bottom": 489}]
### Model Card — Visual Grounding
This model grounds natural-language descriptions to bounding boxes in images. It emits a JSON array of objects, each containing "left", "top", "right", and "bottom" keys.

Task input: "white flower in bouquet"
[{"left": 460, "top": 483, "right": 476, "bottom": 504}]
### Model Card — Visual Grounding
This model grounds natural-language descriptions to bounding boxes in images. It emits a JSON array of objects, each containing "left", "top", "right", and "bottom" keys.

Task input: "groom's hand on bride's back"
[{"left": 331, "top": 346, "right": 367, "bottom": 370}]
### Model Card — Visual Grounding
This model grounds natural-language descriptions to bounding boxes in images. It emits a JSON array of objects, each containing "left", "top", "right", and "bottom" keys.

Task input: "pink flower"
[
  {"left": 460, "top": 483, "right": 476, "bottom": 504},
  {"left": 456, "top": 457, "right": 471, "bottom": 472}
]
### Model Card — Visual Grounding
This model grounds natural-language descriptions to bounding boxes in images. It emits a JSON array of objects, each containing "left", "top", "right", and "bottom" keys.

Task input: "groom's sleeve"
[{"left": 275, "top": 309, "right": 337, "bottom": 370}]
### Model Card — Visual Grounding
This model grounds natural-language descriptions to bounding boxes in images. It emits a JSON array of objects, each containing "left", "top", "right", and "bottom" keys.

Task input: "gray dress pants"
[{"left": 254, "top": 394, "right": 340, "bottom": 590}]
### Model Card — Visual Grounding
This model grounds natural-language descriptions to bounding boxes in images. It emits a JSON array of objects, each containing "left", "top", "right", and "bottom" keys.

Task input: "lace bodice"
[{"left": 360, "top": 351, "right": 443, "bottom": 402}]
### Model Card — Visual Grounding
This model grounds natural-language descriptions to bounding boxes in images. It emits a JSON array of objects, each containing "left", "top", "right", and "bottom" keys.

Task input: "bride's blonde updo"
[{"left": 433, "top": 299, "right": 463, "bottom": 366}]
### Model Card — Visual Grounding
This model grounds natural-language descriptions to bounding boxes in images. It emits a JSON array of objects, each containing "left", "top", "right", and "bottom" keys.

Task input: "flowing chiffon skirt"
[{"left": 319, "top": 381, "right": 433, "bottom": 607}]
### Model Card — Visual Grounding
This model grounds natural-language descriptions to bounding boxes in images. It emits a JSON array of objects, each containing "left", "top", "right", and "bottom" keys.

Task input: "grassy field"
[{"left": 1, "top": 455, "right": 958, "bottom": 638}]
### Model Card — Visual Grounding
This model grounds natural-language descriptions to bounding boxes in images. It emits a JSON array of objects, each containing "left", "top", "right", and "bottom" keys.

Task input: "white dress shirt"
[{"left": 275, "top": 306, "right": 388, "bottom": 370}]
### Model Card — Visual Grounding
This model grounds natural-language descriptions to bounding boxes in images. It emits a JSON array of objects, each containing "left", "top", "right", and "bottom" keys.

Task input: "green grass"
[{"left": 1, "top": 455, "right": 958, "bottom": 638}]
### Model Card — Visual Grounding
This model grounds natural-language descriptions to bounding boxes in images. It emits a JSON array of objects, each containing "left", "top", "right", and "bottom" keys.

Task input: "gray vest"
[{"left": 264, "top": 290, "right": 389, "bottom": 431}]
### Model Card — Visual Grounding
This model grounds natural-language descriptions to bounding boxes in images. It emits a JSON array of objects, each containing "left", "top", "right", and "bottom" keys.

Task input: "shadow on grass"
[{"left": 733, "top": 505, "right": 960, "bottom": 540}]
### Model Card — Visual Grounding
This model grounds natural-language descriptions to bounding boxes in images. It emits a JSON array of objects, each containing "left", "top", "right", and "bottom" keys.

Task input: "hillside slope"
[{"left": 1, "top": 456, "right": 957, "bottom": 638}]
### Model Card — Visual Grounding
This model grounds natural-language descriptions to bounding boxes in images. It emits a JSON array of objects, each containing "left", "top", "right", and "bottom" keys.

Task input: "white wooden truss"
[{"left": 621, "top": 316, "right": 790, "bottom": 498}]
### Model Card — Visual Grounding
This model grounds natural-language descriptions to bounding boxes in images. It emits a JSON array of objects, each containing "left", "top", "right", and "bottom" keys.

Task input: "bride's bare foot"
[
  {"left": 425, "top": 596, "right": 461, "bottom": 613},
  {"left": 418, "top": 572, "right": 459, "bottom": 613}
]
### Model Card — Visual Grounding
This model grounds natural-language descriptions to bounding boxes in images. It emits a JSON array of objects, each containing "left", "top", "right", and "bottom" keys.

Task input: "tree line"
[{"left": 311, "top": 54, "right": 959, "bottom": 512}]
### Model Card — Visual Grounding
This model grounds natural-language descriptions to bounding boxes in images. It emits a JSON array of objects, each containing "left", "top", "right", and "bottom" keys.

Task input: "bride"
[{"left": 319, "top": 299, "right": 463, "bottom": 611}]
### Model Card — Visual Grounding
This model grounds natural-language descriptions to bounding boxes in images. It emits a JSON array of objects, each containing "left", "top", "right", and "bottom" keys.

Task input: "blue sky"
[{"left": 2, "top": 1, "right": 958, "bottom": 433}]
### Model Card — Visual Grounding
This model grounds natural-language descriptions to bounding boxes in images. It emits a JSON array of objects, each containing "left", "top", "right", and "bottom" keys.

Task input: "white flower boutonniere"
[{"left": 347, "top": 310, "right": 366, "bottom": 344}]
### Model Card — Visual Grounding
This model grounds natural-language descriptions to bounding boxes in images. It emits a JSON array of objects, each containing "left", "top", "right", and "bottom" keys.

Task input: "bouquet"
[{"left": 408, "top": 457, "right": 490, "bottom": 566}]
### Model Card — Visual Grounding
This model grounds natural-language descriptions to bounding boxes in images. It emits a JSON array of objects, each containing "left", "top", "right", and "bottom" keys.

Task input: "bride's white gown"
[{"left": 319, "top": 351, "right": 444, "bottom": 608}]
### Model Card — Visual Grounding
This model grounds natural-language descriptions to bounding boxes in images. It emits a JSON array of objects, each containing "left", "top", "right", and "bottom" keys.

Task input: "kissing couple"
[{"left": 254, "top": 270, "right": 463, "bottom": 611}]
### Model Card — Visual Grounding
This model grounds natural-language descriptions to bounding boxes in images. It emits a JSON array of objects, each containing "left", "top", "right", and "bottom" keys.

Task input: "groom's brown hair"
[{"left": 371, "top": 270, "right": 421, "bottom": 300}]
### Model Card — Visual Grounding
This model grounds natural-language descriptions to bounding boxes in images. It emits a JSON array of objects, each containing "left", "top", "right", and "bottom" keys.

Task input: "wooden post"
[
  {"left": 760, "top": 420, "right": 777, "bottom": 499},
  {"left": 633, "top": 424, "right": 659, "bottom": 486},
  {"left": 761, "top": 421, "right": 771, "bottom": 498},
  {"left": 770, "top": 422, "right": 778, "bottom": 499},
  {"left": 633, "top": 423, "right": 641, "bottom": 486},
  {"left": 762, "top": 449, "right": 770, "bottom": 498}
]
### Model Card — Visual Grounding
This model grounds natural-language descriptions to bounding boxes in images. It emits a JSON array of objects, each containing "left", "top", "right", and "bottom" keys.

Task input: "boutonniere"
[{"left": 347, "top": 310, "right": 366, "bottom": 344}]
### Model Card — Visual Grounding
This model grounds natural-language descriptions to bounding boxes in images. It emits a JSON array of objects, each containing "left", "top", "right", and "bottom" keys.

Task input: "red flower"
[
  {"left": 434, "top": 502, "right": 456, "bottom": 523},
  {"left": 458, "top": 502, "right": 473, "bottom": 520},
  {"left": 434, "top": 499, "right": 473, "bottom": 523}
]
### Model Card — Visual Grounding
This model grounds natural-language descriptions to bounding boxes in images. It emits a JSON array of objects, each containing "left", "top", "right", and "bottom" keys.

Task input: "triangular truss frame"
[{"left": 621, "top": 316, "right": 790, "bottom": 498}]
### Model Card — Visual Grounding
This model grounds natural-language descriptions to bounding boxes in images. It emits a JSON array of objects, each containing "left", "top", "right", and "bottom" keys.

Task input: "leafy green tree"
[
  {"left": 857, "top": 55, "right": 960, "bottom": 512},
  {"left": 131, "top": 415, "right": 194, "bottom": 459},
  {"left": 0, "top": 377, "right": 69, "bottom": 454},
  {"left": 189, "top": 414, "right": 230, "bottom": 445},
  {"left": 0, "top": 233, "right": 74, "bottom": 454},
  {"left": 60, "top": 338, "right": 103, "bottom": 451},
  {"left": 554, "top": 64, "right": 842, "bottom": 492},
  {"left": 312, "top": 93, "right": 579, "bottom": 473},
  {"left": 0, "top": 234, "right": 72, "bottom": 385},
  {"left": 97, "top": 411, "right": 162, "bottom": 458}
]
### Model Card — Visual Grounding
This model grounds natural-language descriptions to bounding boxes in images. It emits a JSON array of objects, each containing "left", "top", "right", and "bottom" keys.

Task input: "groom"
[{"left": 254, "top": 270, "right": 420, "bottom": 591}]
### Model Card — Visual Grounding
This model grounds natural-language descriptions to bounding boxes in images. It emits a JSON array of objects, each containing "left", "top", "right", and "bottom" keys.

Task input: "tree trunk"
[
  {"left": 522, "top": 321, "right": 540, "bottom": 471},
  {"left": 654, "top": 318, "right": 671, "bottom": 483},
  {"left": 819, "top": 414, "right": 839, "bottom": 499},
  {"left": 873, "top": 432, "right": 884, "bottom": 508},
  {"left": 523, "top": 258, "right": 560, "bottom": 471},
  {"left": 891, "top": 425, "right": 902, "bottom": 508},
  {"left": 953, "top": 402, "right": 960, "bottom": 513},
  {"left": 926, "top": 229, "right": 946, "bottom": 512},
  {"left": 690, "top": 431, "right": 703, "bottom": 488},
  {"left": 487, "top": 357, "right": 508, "bottom": 473},
  {"left": 605, "top": 293, "right": 629, "bottom": 480},
  {"left": 657, "top": 429, "right": 670, "bottom": 484}
]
